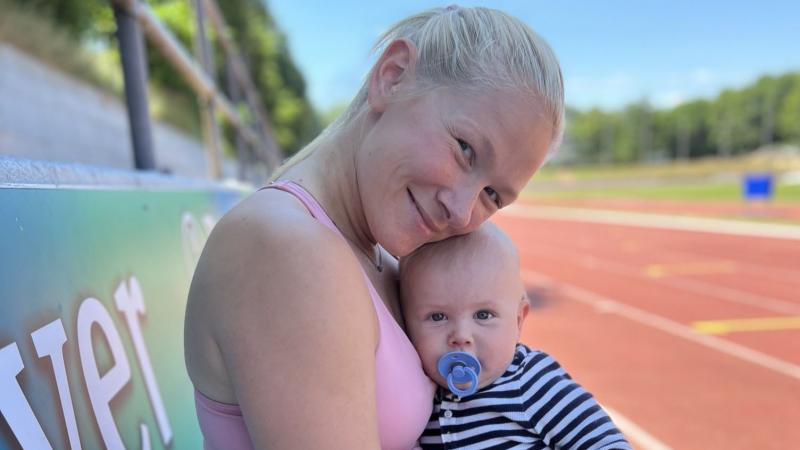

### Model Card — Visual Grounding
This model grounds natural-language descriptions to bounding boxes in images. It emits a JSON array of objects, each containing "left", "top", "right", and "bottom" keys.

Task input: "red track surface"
[{"left": 494, "top": 202, "right": 800, "bottom": 450}]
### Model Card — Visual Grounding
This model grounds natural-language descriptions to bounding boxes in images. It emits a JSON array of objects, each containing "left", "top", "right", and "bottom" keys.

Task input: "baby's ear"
[{"left": 517, "top": 295, "right": 530, "bottom": 330}]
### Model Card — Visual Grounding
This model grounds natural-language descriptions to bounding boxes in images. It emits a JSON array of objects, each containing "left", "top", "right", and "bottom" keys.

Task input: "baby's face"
[{"left": 402, "top": 251, "right": 528, "bottom": 391}]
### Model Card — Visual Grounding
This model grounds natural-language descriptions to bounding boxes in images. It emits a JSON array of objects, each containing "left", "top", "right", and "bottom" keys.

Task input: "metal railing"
[{"left": 111, "top": 0, "right": 282, "bottom": 180}]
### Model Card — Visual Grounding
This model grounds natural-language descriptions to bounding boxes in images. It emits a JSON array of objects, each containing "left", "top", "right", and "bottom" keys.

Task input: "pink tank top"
[{"left": 194, "top": 180, "right": 435, "bottom": 450}]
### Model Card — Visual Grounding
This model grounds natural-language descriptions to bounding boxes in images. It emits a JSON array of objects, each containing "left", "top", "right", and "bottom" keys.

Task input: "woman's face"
[{"left": 357, "top": 87, "right": 553, "bottom": 257}]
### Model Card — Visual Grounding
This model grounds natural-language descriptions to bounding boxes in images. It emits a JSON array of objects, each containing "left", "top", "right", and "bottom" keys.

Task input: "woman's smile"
[{"left": 407, "top": 188, "right": 438, "bottom": 238}]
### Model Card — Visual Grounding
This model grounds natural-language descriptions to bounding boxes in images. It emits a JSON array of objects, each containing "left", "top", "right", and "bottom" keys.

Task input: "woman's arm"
[{"left": 195, "top": 201, "right": 381, "bottom": 449}]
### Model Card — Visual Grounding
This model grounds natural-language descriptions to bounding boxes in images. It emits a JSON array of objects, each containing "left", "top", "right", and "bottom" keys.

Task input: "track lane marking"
[
  {"left": 645, "top": 260, "right": 737, "bottom": 278},
  {"left": 605, "top": 407, "right": 673, "bottom": 450},
  {"left": 520, "top": 242, "right": 800, "bottom": 315},
  {"left": 642, "top": 247, "right": 800, "bottom": 284},
  {"left": 501, "top": 208, "right": 800, "bottom": 285},
  {"left": 504, "top": 205, "right": 800, "bottom": 241},
  {"left": 691, "top": 316, "right": 800, "bottom": 335},
  {"left": 522, "top": 270, "right": 800, "bottom": 381}
]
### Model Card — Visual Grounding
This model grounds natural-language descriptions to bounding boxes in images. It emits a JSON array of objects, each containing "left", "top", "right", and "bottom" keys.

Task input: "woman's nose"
[{"left": 439, "top": 187, "right": 479, "bottom": 230}]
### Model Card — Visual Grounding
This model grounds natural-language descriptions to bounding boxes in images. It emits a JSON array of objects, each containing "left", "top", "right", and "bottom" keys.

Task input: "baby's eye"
[
  {"left": 430, "top": 312, "right": 447, "bottom": 322},
  {"left": 457, "top": 139, "right": 474, "bottom": 165},
  {"left": 474, "top": 310, "right": 494, "bottom": 320},
  {"left": 483, "top": 187, "right": 501, "bottom": 207}
]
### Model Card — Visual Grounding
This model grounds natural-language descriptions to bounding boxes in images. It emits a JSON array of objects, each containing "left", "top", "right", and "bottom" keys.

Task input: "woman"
[{"left": 185, "top": 5, "right": 564, "bottom": 449}]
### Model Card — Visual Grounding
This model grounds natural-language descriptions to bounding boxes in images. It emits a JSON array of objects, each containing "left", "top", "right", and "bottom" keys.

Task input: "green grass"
[
  {"left": 529, "top": 149, "right": 800, "bottom": 204},
  {"left": 526, "top": 182, "right": 800, "bottom": 203},
  {"left": 537, "top": 147, "right": 800, "bottom": 182}
]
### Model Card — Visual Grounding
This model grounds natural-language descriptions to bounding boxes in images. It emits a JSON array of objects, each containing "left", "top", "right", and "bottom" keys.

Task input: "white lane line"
[
  {"left": 504, "top": 205, "right": 800, "bottom": 241},
  {"left": 605, "top": 406, "right": 673, "bottom": 450},
  {"left": 522, "top": 270, "right": 800, "bottom": 381},
  {"left": 659, "top": 276, "right": 800, "bottom": 316},
  {"left": 521, "top": 243, "right": 800, "bottom": 316}
]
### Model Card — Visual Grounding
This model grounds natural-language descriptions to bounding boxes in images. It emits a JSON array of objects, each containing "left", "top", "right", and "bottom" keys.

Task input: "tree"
[
  {"left": 776, "top": 74, "right": 800, "bottom": 143},
  {"left": 670, "top": 100, "right": 713, "bottom": 159},
  {"left": 709, "top": 88, "right": 760, "bottom": 156},
  {"left": 616, "top": 101, "right": 655, "bottom": 163},
  {"left": 565, "top": 108, "right": 611, "bottom": 163},
  {"left": 566, "top": 72, "right": 799, "bottom": 165}
]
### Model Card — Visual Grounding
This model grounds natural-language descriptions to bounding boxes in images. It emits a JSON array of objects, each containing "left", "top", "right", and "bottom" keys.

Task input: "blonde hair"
[{"left": 271, "top": 5, "right": 564, "bottom": 180}]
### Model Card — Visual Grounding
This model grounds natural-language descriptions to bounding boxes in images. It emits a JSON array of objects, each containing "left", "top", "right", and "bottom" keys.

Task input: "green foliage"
[
  {"left": 321, "top": 103, "right": 349, "bottom": 127},
  {"left": 4, "top": 0, "right": 321, "bottom": 157},
  {"left": 214, "top": 0, "right": 321, "bottom": 154},
  {"left": 565, "top": 108, "right": 609, "bottom": 163},
  {"left": 3, "top": 0, "right": 115, "bottom": 42},
  {"left": 7, "top": 0, "right": 93, "bottom": 37},
  {"left": 669, "top": 100, "right": 714, "bottom": 158},
  {"left": 777, "top": 74, "right": 800, "bottom": 143},
  {"left": 567, "top": 73, "right": 800, "bottom": 164},
  {"left": 0, "top": 0, "right": 117, "bottom": 94},
  {"left": 618, "top": 101, "right": 655, "bottom": 162},
  {"left": 710, "top": 88, "right": 758, "bottom": 155},
  {"left": 7, "top": 0, "right": 796, "bottom": 164}
]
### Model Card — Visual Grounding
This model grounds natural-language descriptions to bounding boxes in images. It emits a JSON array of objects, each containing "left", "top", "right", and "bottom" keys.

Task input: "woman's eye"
[
  {"left": 457, "top": 139, "right": 474, "bottom": 165},
  {"left": 430, "top": 312, "right": 447, "bottom": 322},
  {"left": 483, "top": 187, "right": 501, "bottom": 207},
  {"left": 475, "top": 310, "right": 494, "bottom": 320}
]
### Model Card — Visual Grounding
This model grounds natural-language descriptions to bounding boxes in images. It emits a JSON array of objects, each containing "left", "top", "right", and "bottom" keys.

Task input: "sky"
[{"left": 266, "top": 0, "right": 800, "bottom": 113}]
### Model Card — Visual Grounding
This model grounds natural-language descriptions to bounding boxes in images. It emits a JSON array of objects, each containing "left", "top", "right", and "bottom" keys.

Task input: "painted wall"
[{"left": 1, "top": 159, "right": 247, "bottom": 449}]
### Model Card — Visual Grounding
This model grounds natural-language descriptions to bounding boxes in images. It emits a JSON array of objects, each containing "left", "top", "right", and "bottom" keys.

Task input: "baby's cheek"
[
  {"left": 418, "top": 349, "right": 445, "bottom": 385},
  {"left": 421, "top": 351, "right": 438, "bottom": 378},
  {"left": 410, "top": 331, "right": 446, "bottom": 383}
]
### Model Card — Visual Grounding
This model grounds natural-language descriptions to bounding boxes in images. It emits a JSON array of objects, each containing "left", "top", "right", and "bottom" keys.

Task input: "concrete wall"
[{"left": 0, "top": 43, "right": 237, "bottom": 178}]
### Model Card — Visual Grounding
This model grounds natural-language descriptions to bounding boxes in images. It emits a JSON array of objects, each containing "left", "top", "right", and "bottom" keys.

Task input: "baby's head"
[{"left": 400, "top": 222, "right": 529, "bottom": 391}]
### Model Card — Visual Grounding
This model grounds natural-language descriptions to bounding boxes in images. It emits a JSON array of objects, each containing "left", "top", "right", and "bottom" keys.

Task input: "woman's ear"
[{"left": 368, "top": 39, "right": 417, "bottom": 113}]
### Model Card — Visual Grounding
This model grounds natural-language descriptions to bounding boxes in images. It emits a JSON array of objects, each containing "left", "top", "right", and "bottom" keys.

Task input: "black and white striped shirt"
[{"left": 418, "top": 344, "right": 631, "bottom": 450}]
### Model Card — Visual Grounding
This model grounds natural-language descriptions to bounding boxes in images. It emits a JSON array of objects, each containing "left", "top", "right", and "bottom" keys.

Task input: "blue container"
[{"left": 742, "top": 173, "right": 773, "bottom": 201}]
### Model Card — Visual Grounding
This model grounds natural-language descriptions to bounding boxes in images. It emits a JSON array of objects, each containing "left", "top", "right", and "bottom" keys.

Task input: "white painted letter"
[
  {"left": 31, "top": 319, "right": 81, "bottom": 449},
  {"left": 114, "top": 276, "right": 173, "bottom": 445},
  {"left": 139, "top": 423, "right": 152, "bottom": 450},
  {"left": 0, "top": 342, "right": 52, "bottom": 449},
  {"left": 77, "top": 297, "right": 131, "bottom": 450},
  {"left": 202, "top": 213, "right": 217, "bottom": 236}
]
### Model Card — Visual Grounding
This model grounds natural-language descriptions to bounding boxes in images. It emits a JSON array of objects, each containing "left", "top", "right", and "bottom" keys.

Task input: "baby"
[{"left": 400, "top": 222, "right": 631, "bottom": 449}]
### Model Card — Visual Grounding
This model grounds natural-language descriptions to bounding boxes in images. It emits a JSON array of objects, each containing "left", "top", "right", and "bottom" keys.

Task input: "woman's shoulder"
[
  {"left": 205, "top": 187, "right": 353, "bottom": 267},
  {"left": 187, "top": 184, "right": 379, "bottom": 372},
  {"left": 221, "top": 186, "right": 331, "bottom": 236},
  {"left": 195, "top": 186, "right": 377, "bottom": 331}
]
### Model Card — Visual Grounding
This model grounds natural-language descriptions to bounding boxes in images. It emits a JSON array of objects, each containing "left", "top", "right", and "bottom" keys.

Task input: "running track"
[{"left": 494, "top": 203, "right": 800, "bottom": 450}]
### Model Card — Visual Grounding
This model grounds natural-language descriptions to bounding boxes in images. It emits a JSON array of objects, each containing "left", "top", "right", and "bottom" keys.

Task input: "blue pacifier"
[{"left": 437, "top": 351, "right": 481, "bottom": 397}]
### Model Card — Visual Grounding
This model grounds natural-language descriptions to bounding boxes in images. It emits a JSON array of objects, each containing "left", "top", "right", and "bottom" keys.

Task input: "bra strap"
[{"left": 262, "top": 180, "right": 343, "bottom": 238}]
